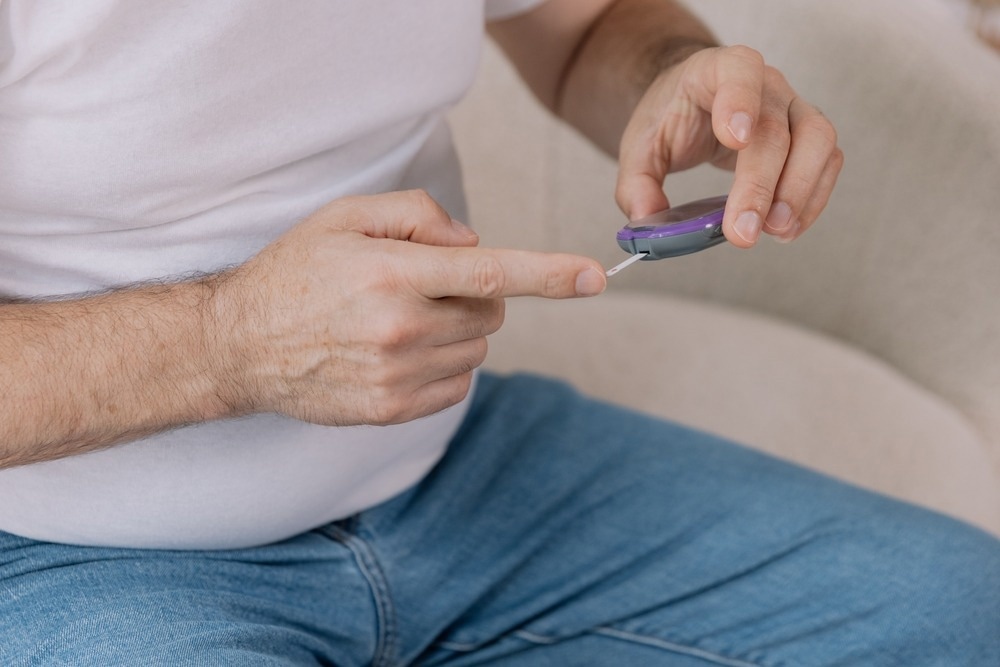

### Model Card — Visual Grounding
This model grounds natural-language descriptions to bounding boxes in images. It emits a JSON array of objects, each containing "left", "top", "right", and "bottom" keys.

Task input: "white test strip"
[{"left": 605, "top": 252, "right": 648, "bottom": 278}]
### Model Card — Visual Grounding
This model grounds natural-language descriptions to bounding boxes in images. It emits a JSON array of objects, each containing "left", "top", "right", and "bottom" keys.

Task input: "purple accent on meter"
[{"left": 616, "top": 195, "right": 728, "bottom": 260}]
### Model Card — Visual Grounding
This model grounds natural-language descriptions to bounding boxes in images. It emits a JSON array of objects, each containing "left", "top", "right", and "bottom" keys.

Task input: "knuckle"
[
  {"left": 726, "top": 44, "right": 764, "bottom": 69},
  {"left": 753, "top": 117, "right": 792, "bottom": 157},
  {"left": 322, "top": 199, "right": 367, "bottom": 233},
  {"left": 418, "top": 375, "right": 474, "bottom": 423},
  {"left": 542, "top": 265, "right": 570, "bottom": 297},
  {"left": 466, "top": 337, "right": 488, "bottom": 370},
  {"left": 406, "top": 188, "right": 433, "bottom": 205},
  {"left": 375, "top": 407, "right": 407, "bottom": 426},
  {"left": 830, "top": 147, "right": 846, "bottom": 171},
  {"left": 488, "top": 299, "right": 506, "bottom": 334},
  {"left": 369, "top": 313, "right": 414, "bottom": 349},
  {"left": 408, "top": 188, "right": 447, "bottom": 220},
  {"left": 781, "top": 173, "right": 816, "bottom": 203},
  {"left": 763, "top": 65, "right": 789, "bottom": 91},
  {"left": 742, "top": 180, "right": 778, "bottom": 211},
  {"left": 453, "top": 352, "right": 480, "bottom": 377},
  {"left": 465, "top": 298, "right": 505, "bottom": 338},
  {"left": 365, "top": 390, "right": 400, "bottom": 426},
  {"left": 441, "top": 373, "right": 474, "bottom": 410},
  {"left": 798, "top": 113, "right": 839, "bottom": 154},
  {"left": 453, "top": 373, "right": 474, "bottom": 401},
  {"left": 471, "top": 255, "right": 507, "bottom": 298},
  {"left": 368, "top": 382, "right": 420, "bottom": 426},
  {"left": 614, "top": 191, "right": 629, "bottom": 216},
  {"left": 756, "top": 114, "right": 791, "bottom": 144},
  {"left": 365, "top": 354, "right": 401, "bottom": 393}
]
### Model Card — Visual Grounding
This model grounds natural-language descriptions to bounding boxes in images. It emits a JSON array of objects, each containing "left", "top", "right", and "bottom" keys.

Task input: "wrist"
[
  {"left": 639, "top": 39, "right": 717, "bottom": 94},
  {"left": 555, "top": 0, "right": 719, "bottom": 156},
  {"left": 200, "top": 270, "right": 260, "bottom": 420}
]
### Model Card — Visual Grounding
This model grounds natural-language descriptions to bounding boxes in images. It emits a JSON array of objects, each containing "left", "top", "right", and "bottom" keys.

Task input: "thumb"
[
  {"left": 616, "top": 167, "right": 671, "bottom": 222},
  {"left": 615, "top": 115, "right": 671, "bottom": 220},
  {"left": 333, "top": 189, "right": 480, "bottom": 248}
]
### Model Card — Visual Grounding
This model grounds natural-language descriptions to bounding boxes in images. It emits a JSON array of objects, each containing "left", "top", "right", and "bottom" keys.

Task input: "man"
[{"left": 0, "top": 0, "right": 996, "bottom": 664}]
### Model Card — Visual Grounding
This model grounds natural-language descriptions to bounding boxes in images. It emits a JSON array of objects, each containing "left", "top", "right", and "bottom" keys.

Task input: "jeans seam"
[
  {"left": 321, "top": 523, "right": 397, "bottom": 667},
  {"left": 438, "top": 628, "right": 767, "bottom": 666},
  {"left": 434, "top": 639, "right": 479, "bottom": 652},
  {"left": 590, "top": 626, "right": 765, "bottom": 667},
  {"left": 512, "top": 630, "right": 559, "bottom": 645}
]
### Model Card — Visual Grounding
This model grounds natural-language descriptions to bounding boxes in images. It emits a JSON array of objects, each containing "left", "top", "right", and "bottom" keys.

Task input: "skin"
[{"left": 0, "top": 0, "right": 842, "bottom": 469}]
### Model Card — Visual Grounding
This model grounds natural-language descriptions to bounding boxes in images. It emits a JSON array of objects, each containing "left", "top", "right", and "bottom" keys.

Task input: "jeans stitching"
[
  {"left": 434, "top": 639, "right": 479, "bottom": 652},
  {"left": 431, "top": 631, "right": 561, "bottom": 654},
  {"left": 437, "top": 628, "right": 767, "bottom": 666},
  {"left": 512, "top": 630, "right": 559, "bottom": 645},
  {"left": 321, "top": 523, "right": 397, "bottom": 667},
  {"left": 500, "top": 626, "right": 764, "bottom": 666},
  {"left": 591, "top": 626, "right": 765, "bottom": 667}
]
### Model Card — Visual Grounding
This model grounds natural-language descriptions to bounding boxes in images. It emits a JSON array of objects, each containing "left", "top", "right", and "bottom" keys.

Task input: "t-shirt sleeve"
[{"left": 484, "top": 0, "right": 547, "bottom": 21}]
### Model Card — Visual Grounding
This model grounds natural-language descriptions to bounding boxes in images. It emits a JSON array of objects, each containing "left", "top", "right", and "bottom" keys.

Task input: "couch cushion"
[{"left": 485, "top": 292, "right": 1000, "bottom": 535}]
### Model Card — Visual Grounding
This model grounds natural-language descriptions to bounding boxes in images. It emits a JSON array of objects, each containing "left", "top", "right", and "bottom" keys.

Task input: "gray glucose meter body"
[{"left": 616, "top": 195, "right": 728, "bottom": 260}]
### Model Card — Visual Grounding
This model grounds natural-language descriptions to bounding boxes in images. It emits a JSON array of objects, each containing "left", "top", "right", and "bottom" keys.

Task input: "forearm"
[
  {"left": 0, "top": 278, "right": 236, "bottom": 468},
  {"left": 489, "top": 0, "right": 718, "bottom": 157}
]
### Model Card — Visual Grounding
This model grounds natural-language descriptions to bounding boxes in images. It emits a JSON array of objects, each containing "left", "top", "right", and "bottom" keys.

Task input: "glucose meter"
[{"left": 615, "top": 194, "right": 728, "bottom": 260}]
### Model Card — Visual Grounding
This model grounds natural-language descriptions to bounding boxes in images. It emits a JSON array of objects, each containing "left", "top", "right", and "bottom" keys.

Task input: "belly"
[{"left": 0, "top": 384, "right": 472, "bottom": 550}]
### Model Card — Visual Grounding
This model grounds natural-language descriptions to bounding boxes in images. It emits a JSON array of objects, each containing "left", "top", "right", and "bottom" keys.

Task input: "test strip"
[{"left": 605, "top": 252, "right": 648, "bottom": 278}]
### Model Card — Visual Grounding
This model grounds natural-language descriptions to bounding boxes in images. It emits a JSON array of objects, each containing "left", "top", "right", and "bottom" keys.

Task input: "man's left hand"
[{"left": 616, "top": 45, "right": 844, "bottom": 247}]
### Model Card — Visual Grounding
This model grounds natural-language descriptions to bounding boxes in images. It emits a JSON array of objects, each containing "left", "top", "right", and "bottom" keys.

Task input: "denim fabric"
[{"left": 2, "top": 372, "right": 998, "bottom": 666}]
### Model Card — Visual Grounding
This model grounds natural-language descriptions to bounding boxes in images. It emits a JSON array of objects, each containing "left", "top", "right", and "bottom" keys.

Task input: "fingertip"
[
  {"left": 574, "top": 267, "right": 607, "bottom": 297},
  {"left": 762, "top": 201, "right": 795, "bottom": 236},
  {"left": 727, "top": 111, "right": 753, "bottom": 145},
  {"left": 616, "top": 175, "right": 671, "bottom": 221},
  {"left": 773, "top": 221, "right": 801, "bottom": 244},
  {"left": 727, "top": 209, "right": 763, "bottom": 248},
  {"left": 450, "top": 218, "right": 480, "bottom": 246},
  {"left": 713, "top": 106, "right": 755, "bottom": 152}
]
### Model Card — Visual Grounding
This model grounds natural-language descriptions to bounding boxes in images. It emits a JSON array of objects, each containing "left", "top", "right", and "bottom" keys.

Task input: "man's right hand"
[{"left": 209, "top": 190, "right": 607, "bottom": 427}]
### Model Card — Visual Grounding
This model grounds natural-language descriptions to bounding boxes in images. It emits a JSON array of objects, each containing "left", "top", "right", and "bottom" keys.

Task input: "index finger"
[{"left": 411, "top": 246, "right": 607, "bottom": 299}]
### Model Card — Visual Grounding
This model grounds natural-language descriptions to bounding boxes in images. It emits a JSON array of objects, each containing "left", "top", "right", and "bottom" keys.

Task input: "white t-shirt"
[{"left": 0, "top": 0, "right": 544, "bottom": 549}]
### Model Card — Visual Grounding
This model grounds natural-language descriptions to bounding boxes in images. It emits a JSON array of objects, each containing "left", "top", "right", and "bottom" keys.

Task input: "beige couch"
[{"left": 450, "top": 0, "right": 1000, "bottom": 535}]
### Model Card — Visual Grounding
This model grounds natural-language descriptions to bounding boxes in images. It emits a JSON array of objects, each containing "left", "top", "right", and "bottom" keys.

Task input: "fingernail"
[
  {"left": 733, "top": 210, "right": 763, "bottom": 245},
  {"left": 575, "top": 268, "right": 606, "bottom": 296},
  {"left": 764, "top": 202, "right": 794, "bottom": 234},
  {"left": 728, "top": 112, "right": 753, "bottom": 144},
  {"left": 775, "top": 221, "right": 801, "bottom": 244},
  {"left": 451, "top": 218, "right": 478, "bottom": 239}
]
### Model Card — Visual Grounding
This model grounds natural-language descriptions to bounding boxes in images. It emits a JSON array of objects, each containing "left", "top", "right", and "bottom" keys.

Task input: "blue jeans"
[{"left": 2, "top": 373, "right": 998, "bottom": 666}]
